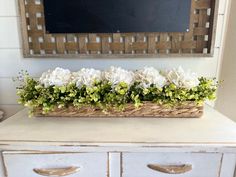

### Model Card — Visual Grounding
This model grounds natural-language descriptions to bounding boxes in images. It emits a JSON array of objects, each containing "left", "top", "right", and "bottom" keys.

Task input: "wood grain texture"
[{"left": 17, "top": 0, "right": 219, "bottom": 58}]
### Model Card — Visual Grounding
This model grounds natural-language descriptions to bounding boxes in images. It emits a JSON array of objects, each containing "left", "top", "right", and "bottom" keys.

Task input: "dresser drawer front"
[
  {"left": 3, "top": 152, "right": 108, "bottom": 177},
  {"left": 122, "top": 153, "right": 222, "bottom": 177}
]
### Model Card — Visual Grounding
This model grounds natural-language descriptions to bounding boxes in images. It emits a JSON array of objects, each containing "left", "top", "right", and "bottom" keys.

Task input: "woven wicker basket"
[{"left": 33, "top": 102, "right": 203, "bottom": 118}]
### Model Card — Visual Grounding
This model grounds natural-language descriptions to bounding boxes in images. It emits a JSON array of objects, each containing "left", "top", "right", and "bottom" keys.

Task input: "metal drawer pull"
[
  {"left": 147, "top": 164, "right": 192, "bottom": 174},
  {"left": 33, "top": 166, "right": 80, "bottom": 177}
]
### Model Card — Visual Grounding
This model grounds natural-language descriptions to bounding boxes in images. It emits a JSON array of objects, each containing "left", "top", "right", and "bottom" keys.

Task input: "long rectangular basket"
[{"left": 33, "top": 102, "right": 204, "bottom": 118}]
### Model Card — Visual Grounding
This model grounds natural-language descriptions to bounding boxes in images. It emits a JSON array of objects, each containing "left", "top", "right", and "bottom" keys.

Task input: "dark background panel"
[{"left": 44, "top": 0, "right": 192, "bottom": 33}]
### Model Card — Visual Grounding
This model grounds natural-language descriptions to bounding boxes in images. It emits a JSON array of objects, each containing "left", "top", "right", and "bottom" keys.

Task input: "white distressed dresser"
[{"left": 0, "top": 105, "right": 235, "bottom": 177}]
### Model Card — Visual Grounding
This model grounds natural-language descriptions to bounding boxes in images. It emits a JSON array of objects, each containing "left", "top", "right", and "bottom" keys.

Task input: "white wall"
[
  {"left": 0, "top": 0, "right": 229, "bottom": 118},
  {"left": 216, "top": 0, "right": 236, "bottom": 121}
]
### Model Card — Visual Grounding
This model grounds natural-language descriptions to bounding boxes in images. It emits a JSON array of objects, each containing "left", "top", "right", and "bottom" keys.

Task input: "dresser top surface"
[{"left": 0, "top": 105, "right": 236, "bottom": 146}]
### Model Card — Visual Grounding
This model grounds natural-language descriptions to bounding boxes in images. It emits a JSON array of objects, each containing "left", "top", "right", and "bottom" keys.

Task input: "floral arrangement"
[{"left": 15, "top": 67, "right": 218, "bottom": 116}]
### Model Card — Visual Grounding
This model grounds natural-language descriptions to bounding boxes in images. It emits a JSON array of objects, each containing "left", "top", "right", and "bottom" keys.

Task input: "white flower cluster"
[
  {"left": 72, "top": 68, "right": 102, "bottom": 88},
  {"left": 164, "top": 66, "right": 200, "bottom": 89},
  {"left": 39, "top": 66, "right": 200, "bottom": 89},
  {"left": 39, "top": 67, "right": 71, "bottom": 87},
  {"left": 103, "top": 66, "right": 134, "bottom": 87},
  {"left": 135, "top": 67, "right": 167, "bottom": 88}
]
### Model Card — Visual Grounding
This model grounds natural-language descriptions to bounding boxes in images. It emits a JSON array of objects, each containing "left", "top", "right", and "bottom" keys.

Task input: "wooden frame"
[{"left": 18, "top": 0, "right": 219, "bottom": 58}]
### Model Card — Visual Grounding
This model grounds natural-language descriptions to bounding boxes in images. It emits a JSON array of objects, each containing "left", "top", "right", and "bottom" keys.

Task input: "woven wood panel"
[{"left": 18, "top": 0, "right": 219, "bottom": 58}]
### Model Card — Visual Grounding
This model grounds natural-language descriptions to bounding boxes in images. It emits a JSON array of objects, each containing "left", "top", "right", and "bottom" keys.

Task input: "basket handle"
[
  {"left": 33, "top": 166, "right": 80, "bottom": 177},
  {"left": 147, "top": 164, "right": 192, "bottom": 174}
]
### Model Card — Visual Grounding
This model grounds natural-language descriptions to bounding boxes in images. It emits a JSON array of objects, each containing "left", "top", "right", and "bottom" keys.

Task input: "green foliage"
[
  {"left": 128, "top": 78, "right": 218, "bottom": 107},
  {"left": 15, "top": 72, "right": 218, "bottom": 115}
]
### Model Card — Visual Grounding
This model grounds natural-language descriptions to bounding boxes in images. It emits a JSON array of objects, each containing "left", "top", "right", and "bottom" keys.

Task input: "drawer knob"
[
  {"left": 147, "top": 164, "right": 192, "bottom": 174},
  {"left": 33, "top": 166, "right": 80, "bottom": 177}
]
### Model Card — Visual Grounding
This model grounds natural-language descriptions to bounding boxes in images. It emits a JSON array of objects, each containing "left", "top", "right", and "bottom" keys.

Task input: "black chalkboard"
[{"left": 44, "top": 0, "right": 192, "bottom": 33}]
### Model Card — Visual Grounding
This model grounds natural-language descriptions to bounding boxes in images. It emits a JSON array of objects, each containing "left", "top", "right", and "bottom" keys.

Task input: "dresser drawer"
[
  {"left": 122, "top": 152, "right": 222, "bottom": 177},
  {"left": 2, "top": 152, "right": 108, "bottom": 177}
]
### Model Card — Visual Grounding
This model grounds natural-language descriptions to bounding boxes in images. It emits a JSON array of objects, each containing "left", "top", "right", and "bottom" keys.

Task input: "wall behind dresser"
[
  {"left": 0, "top": 0, "right": 231, "bottom": 119},
  {"left": 216, "top": 0, "right": 236, "bottom": 121}
]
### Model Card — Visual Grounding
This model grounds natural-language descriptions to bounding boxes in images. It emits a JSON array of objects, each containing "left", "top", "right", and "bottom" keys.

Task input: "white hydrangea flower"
[
  {"left": 103, "top": 66, "right": 134, "bottom": 87},
  {"left": 39, "top": 70, "right": 52, "bottom": 87},
  {"left": 135, "top": 67, "right": 167, "bottom": 88},
  {"left": 39, "top": 67, "right": 71, "bottom": 87},
  {"left": 165, "top": 66, "right": 200, "bottom": 89},
  {"left": 72, "top": 68, "right": 102, "bottom": 88}
]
